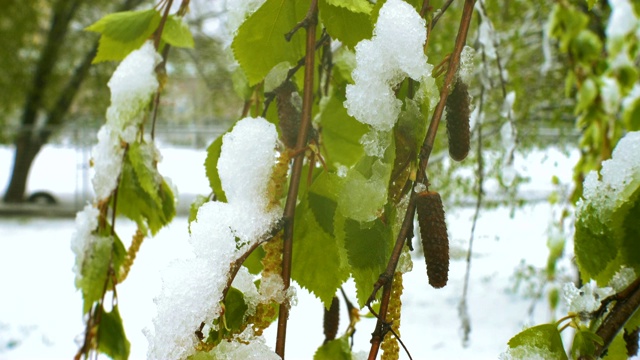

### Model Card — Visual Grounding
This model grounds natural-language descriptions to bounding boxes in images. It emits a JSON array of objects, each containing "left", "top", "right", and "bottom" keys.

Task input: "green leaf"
[
  {"left": 604, "top": 332, "right": 628, "bottom": 360},
  {"left": 507, "top": 324, "right": 568, "bottom": 360},
  {"left": 319, "top": 0, "right": 373, "bottom": 49},
  {"left": 162, "top": 15, "right": 194, "bottom": 48},
  {"left": 319, "top": 95, "right": 368, "bottom": 169},
  {"left": 623, "top": 97, "right": 640, "bottom": 130},
  {"left": 586, "top": 0, "right": 597, "bottom": 10},
  {"left": 244, "top": 247, "right": 265, "bottom": 275},
  {"left": 87, "top": 9, "right": 161, "bottom": 63},
  {"left": 343, "top": 218, "right": 392, "bottom": 307},
  {"left": 313, "top": 334, "right": 352, "bottom": 360},
  {"left": 576, "top": 77, "right": 598, "bottom": 114},
  {"left": 232, "top": 0, "right": 309, "bottom": 85},
  {"left": 79, "top": 235, "right": 113, "bottom": 314},
  {"left": 308, "top": 192, "right": 337, "bottom": 236},
  {"left": 97, "top": 305, "right": 130, "bottom": 360},
  {"left": 205, "top": 133, "right": 228, "bottom": 202},
  {"left": 292, "top": 172, "right": 350, "bottom": 308},
  {"left": 117, "top": 146, "right": 176, "bottom": 235},
  {"left": 208, "top": 287, "right": 249, "bottom": 344},
  {"left": 571, "top": 329, "right": 602, "bottom": 360},
  {"left": 337, "top": 138, "right": 395, "bottom": 223}
]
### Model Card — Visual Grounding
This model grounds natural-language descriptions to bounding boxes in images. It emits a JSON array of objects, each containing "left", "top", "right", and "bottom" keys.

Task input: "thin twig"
[
  {"left": 432, "top": 0, "right": 456, "bottom": 27},
  {"left": 275, "top": 1, "right": 318, "bottom": 357},
  {"left": 221, "top": 223, "right": 284, "bottom": 300},
  {"left": 459, "top": 86, "right": 484, "bottom": 346},
  {"left": 367, "top": 1, "right": 477, "bottom": 358},
  {"left": 261, "top": 32, "right": 330, "bottom": 118},
  {"left": 154, "top": 0, "right": 173, "bottom": 49}
]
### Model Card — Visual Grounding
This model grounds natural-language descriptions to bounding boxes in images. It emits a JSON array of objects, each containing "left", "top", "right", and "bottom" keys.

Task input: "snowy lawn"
[{"left": 0, "top": 145, "right": 585, "bottom": 359}]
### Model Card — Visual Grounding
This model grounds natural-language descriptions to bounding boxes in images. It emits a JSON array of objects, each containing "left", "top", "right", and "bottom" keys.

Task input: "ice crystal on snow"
[
  {"left": 609, "top": 266, "right": 636, "bottom": 292},
  {"left": 344, "top": 0, "right": 432, "bottom": 133},
  {"left": 563, "top": 281, "right": 613, "bottom": 319},
  {"left": 146, "top": 117, "right": 282, "bottom": 359}
]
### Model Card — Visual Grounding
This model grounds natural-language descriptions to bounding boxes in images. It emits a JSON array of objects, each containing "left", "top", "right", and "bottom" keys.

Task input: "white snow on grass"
[
  {"left": 145, "top": 117, "right": 282, "bottom": 359},
  {"left": 344, "top": 0, "right": 433, "bottom": 133}
]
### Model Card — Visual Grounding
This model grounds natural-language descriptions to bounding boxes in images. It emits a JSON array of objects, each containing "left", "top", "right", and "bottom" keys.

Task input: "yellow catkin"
[
  {"left": 247, "top": 233, "right": 283, "bottom": 336},
  {"left": 267, "top": 152, "right": 291, "bottom": 210},
  {"left": 118, "top": 228, "right": 145, "bottom": 282},
  {"left": 381, "top": 271, "right": 403, "bottom": 360}
]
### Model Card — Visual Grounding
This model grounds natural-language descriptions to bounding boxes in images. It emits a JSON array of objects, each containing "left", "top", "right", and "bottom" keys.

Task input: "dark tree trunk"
[
  {"left": 3, "top": 136, "right": 45, "bottom": 203},
  {"left": 2, "top": 0, "right": 145, "bottom": 203}
]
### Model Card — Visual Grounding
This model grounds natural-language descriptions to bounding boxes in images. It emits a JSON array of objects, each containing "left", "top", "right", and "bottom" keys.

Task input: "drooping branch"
[
  {"left": 275, "top": 1, "right": 319, "bottom": 357},
  {"left": 367, "top": 1, "right": 477, "bottom": 358}
]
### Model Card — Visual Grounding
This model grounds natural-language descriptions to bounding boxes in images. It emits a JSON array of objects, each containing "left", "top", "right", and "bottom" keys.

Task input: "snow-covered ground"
[{"left": 0, "top": 145, "right": 579, "bottom": 359}]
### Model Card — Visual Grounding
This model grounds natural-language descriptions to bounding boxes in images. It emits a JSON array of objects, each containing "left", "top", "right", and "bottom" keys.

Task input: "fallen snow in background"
[{"left": 0, "top": 144, "right": 586, "bottom": 359}]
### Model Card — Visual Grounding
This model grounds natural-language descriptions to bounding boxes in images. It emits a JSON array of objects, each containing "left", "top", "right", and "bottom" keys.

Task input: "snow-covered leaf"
[
  {"left": 506, "top": 324, "right": 568, "bottom": 360},
  {"left": 319, "top": 95, "right": 368, "bottom": 169}
]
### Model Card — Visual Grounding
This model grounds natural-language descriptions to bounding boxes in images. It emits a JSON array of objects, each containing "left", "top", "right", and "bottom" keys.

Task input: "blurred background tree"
[{"left": 0, "top": 0, "right": 239, "bottom": 203}]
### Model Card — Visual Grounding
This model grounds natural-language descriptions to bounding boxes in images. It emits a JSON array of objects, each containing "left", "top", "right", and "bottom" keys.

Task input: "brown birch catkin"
[
  {"left": 323, "top": 296, "right": 340, "bottom": 344},
  {"left": 416, "top": 191, "right": 450, "bottom": 288},
  {"left": 446, "top": 77, "right": 471, "bottom": 162}
]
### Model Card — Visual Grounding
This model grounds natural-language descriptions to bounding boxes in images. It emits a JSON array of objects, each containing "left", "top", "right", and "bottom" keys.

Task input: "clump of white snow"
[
  {"left": 106, "top": 41, "right": 162, "bottom": 131},
  {"left": 92, "top": 126, "right": 125, "bottom": 201},
  {"left": 458, "top": 45, "right": 476, "bottom": 84},
  {"left": 563, "top": 281, "right": 613, "bottom": 320},
  {"left": 146, "top": 117, "right": 283, "bottom": 359},
  {"left": 344, "top": 0, "right": 433, "bottom": 133},
  {"left": 218, "top": 117, "right": 280, "bottom": 210}
]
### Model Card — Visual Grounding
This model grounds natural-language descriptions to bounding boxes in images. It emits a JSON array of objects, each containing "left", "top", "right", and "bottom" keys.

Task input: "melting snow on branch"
[
  {"left": 146, "top": 117, "right": 283, "bottom": 359},
  {"left": 344, "top": 0, "right": 434, "bottom": 133},
  {"left": 563, "top": 281, "right": 613, "bottom": 320}
]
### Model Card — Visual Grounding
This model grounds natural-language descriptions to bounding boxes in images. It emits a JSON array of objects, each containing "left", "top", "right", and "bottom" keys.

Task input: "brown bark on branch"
[
  {"left": 593, "top": 277, "right": 640, "bottom": 358},
  {"left": 275, "top": 1, "right": 319, "bottom": 358}
]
